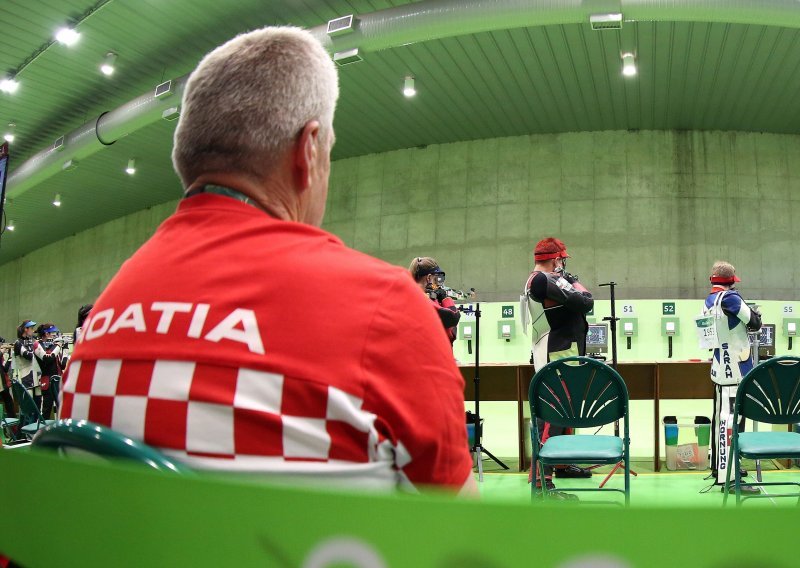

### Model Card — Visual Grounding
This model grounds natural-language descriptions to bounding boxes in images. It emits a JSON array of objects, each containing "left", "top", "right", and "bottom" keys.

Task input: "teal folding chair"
[
  {"left": 1, "top": 398, "right": 20, "bottom": 443},
  {"left": 724, "top": 356, "right": 800, "bottom": 506},
  {"left": 11, "top": 379, "right": 55, "bottom": 440},
  {"left": 529, "top": 356, "right": 630, "bottom": 505},
  {"left": 32, "top": 419, "right": 191, "bottom": 474}
]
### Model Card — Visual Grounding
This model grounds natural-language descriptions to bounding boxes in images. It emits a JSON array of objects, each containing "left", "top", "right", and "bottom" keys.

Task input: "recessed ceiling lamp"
[
  {"left": 403, "top": 75, "right": 416, "bottom": 98},
  {"left": 125, "top": 158, "right": 136, "bottom": 175},
  {"left": 0, "top": 76, "right": 19, "bottom": 94},
  {"left": 3, "top": 123, "right": 15, "bottom": 143},
  {"left": 55, "top": 26, "right": 81, "bottom": 46},
  {"left": 53, "top": 194, "right": 62, "bottom": 207},
  {"left": 621, "top": 52, "right": 637, "bottom": 77},
  {"left": 100, "top": 52, "right": 117, "bottom": 76}
]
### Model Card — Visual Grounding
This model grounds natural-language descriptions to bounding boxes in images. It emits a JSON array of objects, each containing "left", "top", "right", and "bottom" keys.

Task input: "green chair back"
[
  {"left": 11, "top": 379, "right": 42, "bottom": 427},
  {"left": 529, "top": 356, "right": 629, "bottom": 428},
  {"left": 735, "top": 357, "right": 800, "bottom": 424},
  {"left": 32, "top": 419, "right": 191, "bottom": 474}
]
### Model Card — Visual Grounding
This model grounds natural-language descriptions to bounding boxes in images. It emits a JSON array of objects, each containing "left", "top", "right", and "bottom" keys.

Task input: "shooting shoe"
[{"left": 554, "top": 465, "right": 593, "bottom": 478}]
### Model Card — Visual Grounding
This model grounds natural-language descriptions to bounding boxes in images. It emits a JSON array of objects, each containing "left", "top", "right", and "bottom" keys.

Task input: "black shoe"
[
  {"left": 554, "top": 465, "right": 592, "bottom": 478},
  {"left": 722, "top": 484, "right": 760, "bottom": 495},
  {"left": 739, "top": 468, "right": 748, "bottom": 478}
]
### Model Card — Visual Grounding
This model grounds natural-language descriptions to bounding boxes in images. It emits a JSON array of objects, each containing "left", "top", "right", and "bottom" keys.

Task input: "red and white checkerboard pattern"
[{"left": 60, "top": 359, "right": 403, "bottom": 477}]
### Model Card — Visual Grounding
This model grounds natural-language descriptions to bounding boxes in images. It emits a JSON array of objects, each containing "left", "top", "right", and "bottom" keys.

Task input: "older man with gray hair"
[{"left": 62, "top": 27, "right": 475, "bottom": 494}]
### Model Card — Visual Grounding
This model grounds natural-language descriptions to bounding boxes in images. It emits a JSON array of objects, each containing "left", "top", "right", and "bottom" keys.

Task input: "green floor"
[{"left": 477, "top": 458, "right": 800, "bottom": 507}]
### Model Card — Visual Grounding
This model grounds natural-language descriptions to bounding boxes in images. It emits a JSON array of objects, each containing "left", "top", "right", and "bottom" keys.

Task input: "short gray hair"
[
  {"left": 711, "top": 260, "right": 736, "bottom": 279},
  {"left": 172, "top": 26, "right": 339, "bottom": 186}
]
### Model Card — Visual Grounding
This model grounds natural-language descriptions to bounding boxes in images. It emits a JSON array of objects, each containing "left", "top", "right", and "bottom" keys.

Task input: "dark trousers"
[
  {"left": 0, "top": 389, "right": 15, "bottom": 419},
  {"left": 41, "top": 388, "right": 56, "bottom": 420}
]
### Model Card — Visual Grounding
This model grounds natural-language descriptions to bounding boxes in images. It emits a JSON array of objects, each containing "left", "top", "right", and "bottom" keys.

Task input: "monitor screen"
[
  {"left": 759, "top": 324, "right": 775, "bottom": 349},
  {"left": 586, "top": 324, "right": 608, "bottom": 351}
]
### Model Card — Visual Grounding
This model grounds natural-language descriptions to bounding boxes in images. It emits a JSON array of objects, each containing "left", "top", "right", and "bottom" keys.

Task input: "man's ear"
[{"left": 294, "top": 120, "right": 321, "bottom": 191}]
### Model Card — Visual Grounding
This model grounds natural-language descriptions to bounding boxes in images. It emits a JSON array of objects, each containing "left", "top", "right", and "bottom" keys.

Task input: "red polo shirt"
[{"left": 62, "top": 193, "right": 472, "bottom": 490}]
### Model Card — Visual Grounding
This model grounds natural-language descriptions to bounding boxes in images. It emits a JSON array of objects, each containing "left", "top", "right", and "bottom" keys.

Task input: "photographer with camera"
[
  {"left": 410, "top": 257, "right": 461, "bottom": 345},
  {"left": 34, "top": 323, "right": 68, "bottom": 420},
  {"left": 14, "top": 320, "right": 42, "bottom": 410},
  {"left": 522, "top": 237, "right": 594, "bottom": 500}
]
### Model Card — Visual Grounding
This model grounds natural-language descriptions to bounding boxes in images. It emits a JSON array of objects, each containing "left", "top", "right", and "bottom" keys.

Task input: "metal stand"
[
  {"left": 592, "top": 282, "right": 638, "bottom": 487},
  {"left": 749, "top": 330, "right": 763, "bottom": 482},
  {"left": 460, "top": 302, "right": 508, "bottom": 481}
]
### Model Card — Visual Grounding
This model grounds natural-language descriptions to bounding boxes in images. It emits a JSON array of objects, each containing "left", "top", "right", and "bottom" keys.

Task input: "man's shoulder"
[
  {"left": 526, "top": 270, "right": 548, "bottom": 286},
  {"left": 282, "top": 238, "right": 415, "bottom": 296}
]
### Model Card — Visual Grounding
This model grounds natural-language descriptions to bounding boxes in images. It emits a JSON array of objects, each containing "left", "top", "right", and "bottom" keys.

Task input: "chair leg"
[
  {"left": 734, "top": 451, "right": 742, "bottom": 507},
  {"left": 723, "top": 442, "right": 734, "bottom": 506},
  {"left": 624, "top": 452, "right": 630, "bottom": 507},
  {"left": 539, "top": 460, "right": 549, "bottom": 501}
]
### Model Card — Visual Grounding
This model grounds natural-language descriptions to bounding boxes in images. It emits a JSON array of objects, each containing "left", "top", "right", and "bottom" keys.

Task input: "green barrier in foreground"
[{"left": 0, "top": 450, "right": 793, "bottom": 568}]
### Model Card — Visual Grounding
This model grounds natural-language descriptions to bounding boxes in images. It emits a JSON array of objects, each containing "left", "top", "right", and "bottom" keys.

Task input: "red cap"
[{"left": 534, "top": 237, "right": 569, "bottom": 262}]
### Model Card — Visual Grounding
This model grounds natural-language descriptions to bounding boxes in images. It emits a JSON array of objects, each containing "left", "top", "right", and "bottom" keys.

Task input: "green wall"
[
  {"left": 0, "top": 200, "right": 178, "bottom": 337},
  {"left": 324, "top": 129, "right": 800, "bottom": 302},
  {"left": 2, "top": 128, "right": 800, "bottom": 338}
]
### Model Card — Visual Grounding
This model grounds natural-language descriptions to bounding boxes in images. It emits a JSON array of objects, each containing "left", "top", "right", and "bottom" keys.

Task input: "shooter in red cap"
[{"left": 522, "top": 237, "right": 594, "bottom": 499}]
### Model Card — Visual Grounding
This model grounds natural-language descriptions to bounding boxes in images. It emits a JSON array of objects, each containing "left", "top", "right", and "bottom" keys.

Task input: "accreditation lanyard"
[{"left": 184, "top": 184, "right": 261, "bottom": 212}]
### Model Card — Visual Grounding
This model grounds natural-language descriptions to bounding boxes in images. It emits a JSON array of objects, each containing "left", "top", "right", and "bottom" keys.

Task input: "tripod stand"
[
  {"left": 460, "top": 303, "right": 508, "bottom": 482},
  {"left": 591, "top": 282, "right": 638, "bottom": 487}
]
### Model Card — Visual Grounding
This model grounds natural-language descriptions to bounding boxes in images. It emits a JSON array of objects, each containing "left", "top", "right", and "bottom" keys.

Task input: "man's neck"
[{"left": 187, "top": 173, "right": 299, "bottom": 222}]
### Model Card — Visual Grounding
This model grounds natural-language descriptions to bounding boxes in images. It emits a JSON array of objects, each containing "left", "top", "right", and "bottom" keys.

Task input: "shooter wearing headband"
[
  {"left": 34, "top": 323, "right": 69, "bottom": 420},
  {"left": 14, "top": 320, "right": 42, "bottom": 410},
  {"left": 703, "top": 261, "right": 761, "bottom": 493},
  {"left": 522, "top": 237, "right": 594, "bottom": 498},
  {"left": 410, "top": 257, "right": 460, "bottom": 344}
]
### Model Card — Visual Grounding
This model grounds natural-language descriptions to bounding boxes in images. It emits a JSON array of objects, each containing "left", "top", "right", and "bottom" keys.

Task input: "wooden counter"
[{"left": 460, "top": 360, "right": 713, "bottom": 471}]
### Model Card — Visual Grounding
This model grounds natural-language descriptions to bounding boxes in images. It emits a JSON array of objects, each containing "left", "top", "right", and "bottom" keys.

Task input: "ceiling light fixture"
[
  {"left": 590, "top": 13, "right": 623, "bottom": 30},
  {"left": 53, "top": 194, "right": 62, "bottom": 207},
  {"left": 100, "top": 52, "right": 117, "bottom": 76},
  {"left": 0, "top": 77, "right": 19, "bottom": 94},
  {"left": 621, "top": 52, "right": 637, "bottom": 77},
  {"left": 55, "top": 27, "right": 81, "bottom": 46},
  {"left": 3, "top": 123, "right": 15, "bottom": 143},
  {"left": 125, "top": 158, "right": 136, "bottom": 175},
  {"left": 403, "top": 75, "right": 416, "bottom": 98},
  {"left": 6, "top": 220, "right": 15, "bottom": 232},
  {"left": 333, "top": 48, "right": 362, "bottom": 66}
]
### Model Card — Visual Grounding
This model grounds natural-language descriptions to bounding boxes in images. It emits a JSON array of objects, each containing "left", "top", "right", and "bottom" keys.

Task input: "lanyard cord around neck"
[{"left": 184, "top": 184, "right": 261, "bottom": 212}]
